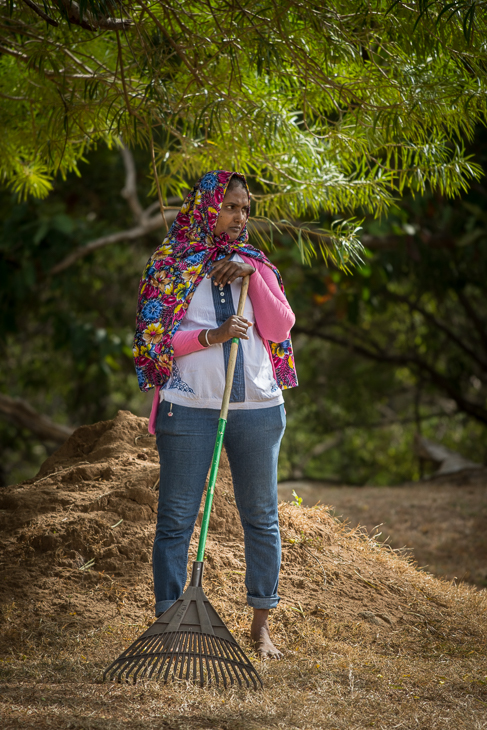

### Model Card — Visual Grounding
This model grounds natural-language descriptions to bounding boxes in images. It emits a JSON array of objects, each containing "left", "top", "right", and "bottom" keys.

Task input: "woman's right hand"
[{"left": 198, "top": 316, "right": 252, "bottom": 347}]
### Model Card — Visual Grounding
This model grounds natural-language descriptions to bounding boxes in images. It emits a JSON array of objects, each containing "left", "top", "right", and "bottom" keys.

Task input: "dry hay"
[{"left": 0, "top": 410, "right": 486, "bottom": 729}]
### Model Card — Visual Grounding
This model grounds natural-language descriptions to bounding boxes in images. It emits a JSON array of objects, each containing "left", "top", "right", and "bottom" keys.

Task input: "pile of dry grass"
[{"left": 0, "top": 411, "right": 486, "bottom": 729}]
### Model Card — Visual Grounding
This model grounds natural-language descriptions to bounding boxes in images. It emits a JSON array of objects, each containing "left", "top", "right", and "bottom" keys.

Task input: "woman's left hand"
[{"left": 207, "top": 255, "right": 255, "bottom": 287}]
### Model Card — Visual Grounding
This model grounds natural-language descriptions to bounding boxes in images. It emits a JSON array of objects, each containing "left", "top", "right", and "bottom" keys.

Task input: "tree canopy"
[{"left": 1, "top": 1, "right": 486, "bottom": 262}]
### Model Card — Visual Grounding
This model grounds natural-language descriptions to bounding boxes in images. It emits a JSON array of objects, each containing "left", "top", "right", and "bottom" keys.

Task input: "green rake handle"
[{"left": 196, "top": 275, "right": 250, "bottom": 563}]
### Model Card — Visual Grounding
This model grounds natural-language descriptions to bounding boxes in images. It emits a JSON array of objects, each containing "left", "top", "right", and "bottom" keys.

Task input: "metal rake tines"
[{"left": 104, "top": 630, "right": 263, "bottom": 689}]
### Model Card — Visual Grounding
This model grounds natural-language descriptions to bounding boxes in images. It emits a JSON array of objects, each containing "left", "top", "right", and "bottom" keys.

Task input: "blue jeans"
[{"left": 153, "top": 400, "right": 286, "bottom": 616}]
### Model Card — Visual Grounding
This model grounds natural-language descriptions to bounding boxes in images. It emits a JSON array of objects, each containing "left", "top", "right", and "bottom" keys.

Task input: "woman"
[{"left": 133, "top": 170, "right": 297, "bottom": 658}]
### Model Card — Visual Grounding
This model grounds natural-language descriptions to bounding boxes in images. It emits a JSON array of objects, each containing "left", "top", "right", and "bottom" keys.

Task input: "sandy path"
[{"left": 279, "top": 480, "right": 487, "bottom": 587}]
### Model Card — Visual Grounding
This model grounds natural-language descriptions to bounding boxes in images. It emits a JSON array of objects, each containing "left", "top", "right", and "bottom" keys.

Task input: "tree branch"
[
  {"left": 48, "top": 146, "right": 181, "bottom": 276},
  {"left": 22, "top": 0, "right": 59, "bottom": 27},
  {"left": 389, "top": 292, "right": 487, "bottom": 372},
  {"left": 291, "top": 433, "right": 343, "bottom": 480},
  {"left": 456, "top": 288, "right": 487, "bottom": 355},
  {"left": 57, "top": 0, "right": 132, "bottom": 31},
  {"left": 120, "top": 144, "right": 144, "bottom": 222},
  {"left": 48, "top": 212, "right": 177, "bottom": 276},
  {"left": 414, "top": 434, "right": 481, "bottom": 475},
  {"left": 0, "top": 393, "right": 74, "bottom": 444},
  {"left": 149, "top": 131, "right": 169, "bottom": 233},
  {"left": 293, "top": 325, "right": 487, "bottom": 426},
  {"left": 137, "top": 1, "right": 202, "bottom": 86}
]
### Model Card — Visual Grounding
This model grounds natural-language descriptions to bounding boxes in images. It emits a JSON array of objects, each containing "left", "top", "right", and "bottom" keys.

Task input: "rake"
[{"left": 104, "top": 275, "right": 263, "bottom": 689}]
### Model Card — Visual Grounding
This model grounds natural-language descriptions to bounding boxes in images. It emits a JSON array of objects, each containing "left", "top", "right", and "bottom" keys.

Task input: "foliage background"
[
  {"left": 1, "top": 1, "right": 487, "bottom": 485},
  {"left": 1, "top": 129, "right": 486, "bottom": 486}
]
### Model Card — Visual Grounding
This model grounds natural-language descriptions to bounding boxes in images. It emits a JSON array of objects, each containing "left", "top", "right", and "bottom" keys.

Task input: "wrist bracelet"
[{"left": 204, "top": 329, "right": 212, "bottom": 347}]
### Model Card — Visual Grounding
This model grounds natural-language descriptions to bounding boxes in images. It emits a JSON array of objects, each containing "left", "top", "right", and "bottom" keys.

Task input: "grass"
[
  {"left": 1, "top": 502, "right": 487, "bottom": 729},
  {"left": 1, "top": 411, "right": 486, "bottom": 729}
]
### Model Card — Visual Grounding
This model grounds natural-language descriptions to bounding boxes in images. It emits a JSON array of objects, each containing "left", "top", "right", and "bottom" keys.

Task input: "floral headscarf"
[{"left": 133, "top": 170, "right": 297, "bottom": 392}]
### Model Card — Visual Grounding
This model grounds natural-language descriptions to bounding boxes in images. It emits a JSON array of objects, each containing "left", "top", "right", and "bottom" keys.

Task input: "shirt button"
[{"left": 221, "top": 299, "right": 226, "bottom": 303}]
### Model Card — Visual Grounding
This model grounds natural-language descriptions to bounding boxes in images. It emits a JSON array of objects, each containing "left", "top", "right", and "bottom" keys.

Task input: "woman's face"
[{"left": 213, "top": 185, "right": 250, "bottom": 241}]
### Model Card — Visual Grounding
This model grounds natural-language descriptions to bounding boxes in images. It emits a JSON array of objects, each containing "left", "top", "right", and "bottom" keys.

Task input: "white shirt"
[{"left": 160, "top": 254, "right": 283, "bottom": 410}]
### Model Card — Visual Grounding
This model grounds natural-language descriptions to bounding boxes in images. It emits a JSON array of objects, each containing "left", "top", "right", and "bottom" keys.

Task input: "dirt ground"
[
  {"left": 279, "top": 477, "right": 487, "bottom": 588},
  {"left": 0, "top": 411, "right": 486, "bottom": 729}
]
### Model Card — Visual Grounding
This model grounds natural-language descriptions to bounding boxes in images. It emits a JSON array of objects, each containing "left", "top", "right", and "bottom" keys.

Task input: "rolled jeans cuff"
[
  {"left": 247, "top": 594, "right": 280, "bottom": 609},
  {"left": 155, "top": 599, "right": 176, "bottom": 617}
]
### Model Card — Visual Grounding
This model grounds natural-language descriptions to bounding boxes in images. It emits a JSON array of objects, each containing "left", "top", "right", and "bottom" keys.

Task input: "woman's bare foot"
[{"left": 251, "top": 608, "right": 283, "bottom": 660}]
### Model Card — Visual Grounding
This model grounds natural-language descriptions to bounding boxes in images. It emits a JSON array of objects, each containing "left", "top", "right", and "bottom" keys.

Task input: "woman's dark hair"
[{"left": 226, "top": 174, "right": 247, "bottom": 193}]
